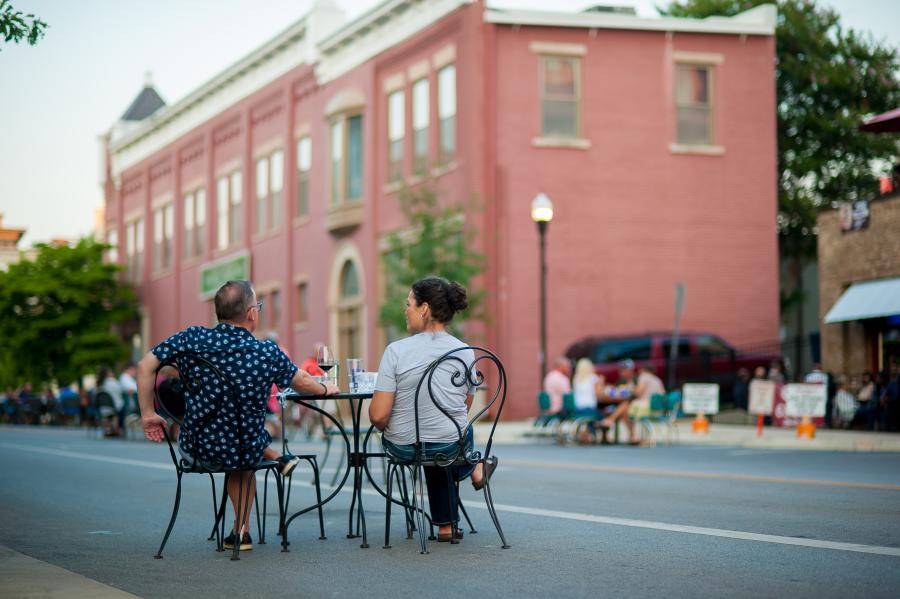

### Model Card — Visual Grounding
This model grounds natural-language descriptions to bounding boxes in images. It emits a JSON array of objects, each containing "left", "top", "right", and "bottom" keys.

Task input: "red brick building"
[{"left": 101, "top": 0, "right": 779, "bottom": 418}]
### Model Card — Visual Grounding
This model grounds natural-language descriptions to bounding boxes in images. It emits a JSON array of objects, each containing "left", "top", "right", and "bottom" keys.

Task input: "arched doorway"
[{"left": 329, "top": 244, "right": 366, "bottom": 365}]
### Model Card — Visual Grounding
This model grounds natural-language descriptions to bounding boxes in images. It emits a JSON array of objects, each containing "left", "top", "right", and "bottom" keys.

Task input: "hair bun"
[{"left": 447, "top": 281, "right": 469, "bottom": 312}]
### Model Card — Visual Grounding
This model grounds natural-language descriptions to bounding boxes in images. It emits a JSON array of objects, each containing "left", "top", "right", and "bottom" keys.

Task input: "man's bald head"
[{"left": 214, "top": 280, "right": 255, "bottom": 323}]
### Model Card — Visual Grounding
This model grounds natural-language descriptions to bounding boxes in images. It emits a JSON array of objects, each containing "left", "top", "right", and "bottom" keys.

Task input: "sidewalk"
[
  {"left": 477, "top": 419, "right": 900, "bottom": 452},
  {"left": 0, "top": 545, "right": 141, "bottom": 599}
]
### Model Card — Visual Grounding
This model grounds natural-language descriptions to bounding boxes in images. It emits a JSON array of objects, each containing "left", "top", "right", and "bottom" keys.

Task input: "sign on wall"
[
  {"left": 199, "top": 250, "right": 251, "bottom": 299},
  {"left": 782, "top": 383, "right": 827, "bottom": 417},
  {"left": 748, "top": 379, "right": 776, "bottom": 415},
  {"left": 682, "top": 383, "right": 720, "bottom": 415},
  {"left": 839, "top": 200, "right": 870, "bottom": 232}
]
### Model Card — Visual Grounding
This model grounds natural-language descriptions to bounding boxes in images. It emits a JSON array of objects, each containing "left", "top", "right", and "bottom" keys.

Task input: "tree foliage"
[
  {"left": 661, "top": 0, "right": 900, "bottom": 259},
  {"left": 379, "top": 181, "right": 487, "bottom": 339},
  {"left": 0, "top": 0, "right": 47, "bottom": 51},
  {"left": 0, "top": 239, "right": 138, "bottom": 387}
]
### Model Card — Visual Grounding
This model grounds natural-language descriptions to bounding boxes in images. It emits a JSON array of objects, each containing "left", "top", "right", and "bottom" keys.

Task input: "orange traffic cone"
[
  {"left": 692, "top": 412, "right": 709, "bottom": 434},
  {"left": 796, "top": 416, "right": 816, "bottom": 439}
]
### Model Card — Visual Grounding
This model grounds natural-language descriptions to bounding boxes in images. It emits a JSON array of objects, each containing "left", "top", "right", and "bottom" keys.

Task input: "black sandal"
[{"left": 472, "top": 457, "right": 498, "bottom": 491}]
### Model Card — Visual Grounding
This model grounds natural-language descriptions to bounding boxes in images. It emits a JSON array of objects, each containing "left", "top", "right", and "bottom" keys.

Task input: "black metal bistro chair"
[
  {"left": 380, "top": 345, "right": 510, "bottom": 554},
  {"left": 152, "top": 354, "right": 292, "bottom": 561}
]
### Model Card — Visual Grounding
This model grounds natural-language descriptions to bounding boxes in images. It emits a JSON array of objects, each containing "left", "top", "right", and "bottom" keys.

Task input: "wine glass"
[{"left": 316, "top": 345, "right": 336, "bottom": 380}]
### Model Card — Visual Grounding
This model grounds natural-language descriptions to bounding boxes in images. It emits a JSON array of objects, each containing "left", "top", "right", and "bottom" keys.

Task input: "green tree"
[
  {"left": 0, "top": 238, "right": 138, "bottom": 388},
  {"left": 379, "top": 181, "right": 487, "bottom": 339},
  {"left": 660, "top": 0, "right": 900, "bottom": 260},
  {"left": 0, "top": 0, "right": 47, "bottom": 51}
]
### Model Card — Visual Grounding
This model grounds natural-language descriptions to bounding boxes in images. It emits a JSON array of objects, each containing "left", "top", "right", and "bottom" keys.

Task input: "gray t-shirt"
[{"left": 375, "top": 331, "right": 475, "bottom": 445}]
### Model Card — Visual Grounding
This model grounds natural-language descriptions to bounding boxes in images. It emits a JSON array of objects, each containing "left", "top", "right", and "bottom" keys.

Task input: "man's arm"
[
  {"left": 289, "top": 368, "right": 339, "bottom": 396},
  {"left": 137, "top": 351, "right": 168, "bottom": 442}
]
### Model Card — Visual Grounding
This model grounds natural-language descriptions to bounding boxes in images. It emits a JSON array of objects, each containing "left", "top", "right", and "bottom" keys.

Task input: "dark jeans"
[{"left": 382, "top": 429, "right": 476, "bottom": 526}]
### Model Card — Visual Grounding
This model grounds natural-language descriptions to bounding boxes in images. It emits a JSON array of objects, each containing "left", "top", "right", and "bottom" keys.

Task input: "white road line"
[
  {"left": 6, "top": 442, "right": 900, "bottom": 558},
  {"left": 727, "top": 449, "right": 797, "bottom": 457}
]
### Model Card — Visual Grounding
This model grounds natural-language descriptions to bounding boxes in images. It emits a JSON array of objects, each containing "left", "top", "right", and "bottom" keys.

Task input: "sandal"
[
  {"left": 472, "top": 457, "right": 498, "bottom": 491},
  {"left": 437, "top": 529, "right": 464, "bottom": 542}
]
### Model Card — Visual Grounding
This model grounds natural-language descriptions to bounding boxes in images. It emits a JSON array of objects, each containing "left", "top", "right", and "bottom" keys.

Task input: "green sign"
[{"left": 200, "top": 251, "right": 250, "bottom": 298}]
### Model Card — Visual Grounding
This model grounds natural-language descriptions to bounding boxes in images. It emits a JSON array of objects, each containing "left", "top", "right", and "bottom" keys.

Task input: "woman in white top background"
[{"left": 572, "top": 358, "right": 604, "bottom": 415}]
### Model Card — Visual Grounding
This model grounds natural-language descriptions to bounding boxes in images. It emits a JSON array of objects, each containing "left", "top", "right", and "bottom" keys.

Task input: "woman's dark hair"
[{"left": 411, "top": 276, "right": 468, "bottom": 324}]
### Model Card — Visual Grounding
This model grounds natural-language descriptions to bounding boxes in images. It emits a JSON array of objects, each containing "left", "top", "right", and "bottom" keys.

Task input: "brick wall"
[{"left": 817, "top": 194, "right": 900, "bottom": 374}]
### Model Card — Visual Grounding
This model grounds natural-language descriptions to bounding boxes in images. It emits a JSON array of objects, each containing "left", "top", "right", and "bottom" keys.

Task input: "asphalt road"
[{"left": 2, "top": 425, "right": 900, "bottom": 598}]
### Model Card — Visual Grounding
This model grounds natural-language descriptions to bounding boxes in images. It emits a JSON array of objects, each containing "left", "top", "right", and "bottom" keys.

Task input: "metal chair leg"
[
  {"left": 207, "top": 473, "right": 220, "bottom": 542},
  {"left": 309, "top": 457, "right": 326, "bottom": 540},
  {"left": 232, "top": 472, "right": 255, "bottom": 561},
  {"left": 155, "top": 472, "right": 184, "bottom": 559},
  {"left": 458, "top": 496, "right": 477, "bottom": 534},
  {"left": 482, "top": 478, "right": 510, "bottom": 549},
  {"left": 383, "top": 463, "right": 393, "bottom": 549},
  {"left": 258, "top": 470, "right": 269, "bottom": 544}
]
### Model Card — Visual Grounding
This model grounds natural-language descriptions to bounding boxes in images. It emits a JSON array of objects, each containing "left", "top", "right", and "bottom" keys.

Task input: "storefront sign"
[
  {"left": 782, "top": 383, "right": 827, "bottom": 417},
  {"left": 839, "top": 200, "right": 870, "bottom": 232},
  {"left": 682, "top": 383, "right": 720, "bottom": 415},
  {"left": 199, "top": 251, "right": 250, "bottom": 299},
  {"left": 748, "top": 379, "right": 776, "bottom": 415}
]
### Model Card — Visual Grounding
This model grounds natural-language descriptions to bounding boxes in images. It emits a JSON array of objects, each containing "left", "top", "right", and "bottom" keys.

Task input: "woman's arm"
[
  {"left": 369, "top": 390, "right": 396, "bottom": 430},
  {"left": 465, "top": 394, "right": 475, "bottom": 410}
]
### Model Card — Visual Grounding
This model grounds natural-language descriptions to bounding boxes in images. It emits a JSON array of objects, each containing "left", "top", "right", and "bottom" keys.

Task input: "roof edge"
[{"left": 484, "top": 3, "right": 776, "bottom": 36}]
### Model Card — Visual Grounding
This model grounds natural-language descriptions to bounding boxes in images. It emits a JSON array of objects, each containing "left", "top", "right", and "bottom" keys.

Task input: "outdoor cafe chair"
[
  {"left": 152, "top": 354, "right": 292, "bottom": 561},
  {"left": 380, "top": 345, "right": 511, "bottom": 554}
]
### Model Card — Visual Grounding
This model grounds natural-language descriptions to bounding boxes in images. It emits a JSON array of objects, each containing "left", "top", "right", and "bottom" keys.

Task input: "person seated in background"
[
  {"left": 543, "top": 356, "right": 572, "bottom": 416},
  {"left": 571, "top": 358, "right": 604, "bottom": 443},
  {"left": 630, "top": 365, "right": 666, "bottom": 421},
  {"left": 369, "top": 276, "right": 493, "bottom": 543},
  {"left": 597, "top": 359, "right": 642, "bottom": 444},
  {"left": 732, "top": 368, "right": 751, "bottom": 411},
  {"left": 96, "top": 367, "right": 125, "bottom": 437},
  {"left": 572, "top": 358, "right": 604, "bottom": 416},
  {"left": 137, "top": 280, "right": 339, "bottom": 552}
]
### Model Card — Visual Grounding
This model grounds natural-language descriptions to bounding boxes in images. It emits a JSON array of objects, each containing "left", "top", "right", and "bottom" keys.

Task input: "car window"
[
  {"left": 696, "top": 335, "right": 732, "bottom": 356},
  {"left": 592, "top": 338, "right": 651, "bottom": 363},
  {"left": 662, "top": 340, "right": 691, "bottom": 358}
]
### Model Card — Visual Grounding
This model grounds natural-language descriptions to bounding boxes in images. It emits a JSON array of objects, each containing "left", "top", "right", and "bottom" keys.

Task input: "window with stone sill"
[
  {"left": 183, "top": 188, "right": 206, "bottom": 259},
  {"left": 675, "top": 64, "right": 714, "bottom": 146},
  {"left": 540, "top": 55, "right": 580, "bottom": 139},
  {"left": 437, "top": 64, "right": 456, "bottom": 164},
  {"left": 296, "top": 136, "right": 311, "bottom": 219},
  {"left": 217, "top": 170, "right": 242, "bottom": 250},
  {"left": 329, "top": 113, "right": 364, "bottom": 208},
  {"left": 255, "top": 149, "right": 284, "bottom": 234}
]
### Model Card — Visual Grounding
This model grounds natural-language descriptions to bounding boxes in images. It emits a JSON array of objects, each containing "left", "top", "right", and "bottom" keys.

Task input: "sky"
[{"left": 1, "top": 0, "right": 899, "bottom": 246}]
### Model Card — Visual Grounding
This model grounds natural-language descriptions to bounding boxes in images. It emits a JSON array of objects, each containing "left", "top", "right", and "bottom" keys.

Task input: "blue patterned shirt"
[{"left": 151, "top": 323, "right": 297, "bottom": 469}]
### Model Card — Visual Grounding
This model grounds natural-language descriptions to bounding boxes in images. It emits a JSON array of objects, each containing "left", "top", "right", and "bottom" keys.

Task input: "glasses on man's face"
[{"left": 250, "top": 301, "right": 263, "bottom": 313}]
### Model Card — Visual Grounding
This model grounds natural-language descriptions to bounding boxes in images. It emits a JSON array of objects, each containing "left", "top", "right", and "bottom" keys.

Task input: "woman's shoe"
[
  {"left": 472, "top": 457, "right": 498, "bottom": 491},
  {"left": 437, "top": 529, "right": 464, "bottom": 542}
]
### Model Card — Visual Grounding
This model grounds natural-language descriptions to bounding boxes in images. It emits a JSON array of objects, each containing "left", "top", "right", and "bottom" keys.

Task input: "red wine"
[{"left": 319, "top": 363, "right": 335, "bottom": 372}]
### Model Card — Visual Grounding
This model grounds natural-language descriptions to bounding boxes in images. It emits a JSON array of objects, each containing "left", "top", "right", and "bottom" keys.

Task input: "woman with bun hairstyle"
[{"left": 369, "top": 276, "right": 494, "bottom": 543}]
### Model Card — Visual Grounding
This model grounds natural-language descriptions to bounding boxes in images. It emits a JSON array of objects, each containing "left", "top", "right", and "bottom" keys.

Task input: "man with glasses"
[{"left": 136, "top": 280, "right": 338, "bottom": 551}]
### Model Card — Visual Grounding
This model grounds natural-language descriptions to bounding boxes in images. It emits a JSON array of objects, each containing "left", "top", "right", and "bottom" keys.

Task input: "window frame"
[
  {"left": 538, "top": 54, "right": 582, "bottom": 139},
  {"left": 674, "top": 62, "right": 715, "bottom": 146},
  {"left": 328, "top": 111, "right": 364, "bottom": 208},
  {"left": 152, "top": 202, "right": 174, "bottom": 274},
  {"left": 183, "top": 187, "right": 206, "bottom": 260},
  {"left": 412, "top": 77, "right": 430, "bottom": 175},
  {"left": 387, "top": 89, "right": 405, "bottom": 183},
  {"left": 437, "top": 64, "right": 456, "bottom": 164},
  {"left": 216, "top": 169, "right": 243, "bottom": 250},
  {"left": 296, "top": 136, "right": 311, "bottom": 219}
]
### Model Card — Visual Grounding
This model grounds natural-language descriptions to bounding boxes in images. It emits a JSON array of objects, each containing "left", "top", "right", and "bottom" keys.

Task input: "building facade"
[
  {"left": 102, "top": 0, "right": 779, "bottom": 418},
  {"left": 818, "top": 108, "right": 900, "bottom": 379}
]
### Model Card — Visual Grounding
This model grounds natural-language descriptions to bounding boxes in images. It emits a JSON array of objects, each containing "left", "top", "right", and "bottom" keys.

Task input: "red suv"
[{"left": 565, "top": 332, "right": 782, "bottom": 401}]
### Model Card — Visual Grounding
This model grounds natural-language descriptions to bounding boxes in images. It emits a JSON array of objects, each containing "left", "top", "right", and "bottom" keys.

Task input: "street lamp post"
[{"left": 531, "top": 192, "right": 554, "bottom": 385}]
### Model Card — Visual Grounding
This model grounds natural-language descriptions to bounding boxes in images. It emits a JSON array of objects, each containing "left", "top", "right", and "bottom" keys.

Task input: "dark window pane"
[
  {"left": 347, "top": 115, "right": 363, "bottom": 200},
  {"left": 542, "top": 99, "right": 578, "bottom": 137}
]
